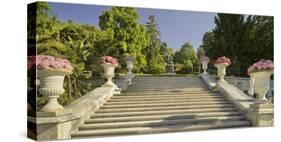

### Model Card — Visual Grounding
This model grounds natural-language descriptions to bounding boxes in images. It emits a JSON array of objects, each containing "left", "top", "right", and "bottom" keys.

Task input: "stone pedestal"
[
  {"left": 28, "top": 113, "right": 79, "bottom": 141},
  {"left": 248, "top": 103, "right": 274, "bottom": 127}
]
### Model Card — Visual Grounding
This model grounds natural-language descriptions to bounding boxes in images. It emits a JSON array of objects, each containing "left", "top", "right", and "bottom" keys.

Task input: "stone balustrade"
[
  {"left": 28, "top": 73, "right": 134, "bottom": 140},
  {"left": 201, "top": 73, "right": 274, "bottom": 127}
]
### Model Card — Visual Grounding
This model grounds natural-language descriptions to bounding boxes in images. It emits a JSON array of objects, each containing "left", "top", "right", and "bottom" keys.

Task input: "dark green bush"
[{"left": 143, "top": 65, "right": 165, "bottom": 74}]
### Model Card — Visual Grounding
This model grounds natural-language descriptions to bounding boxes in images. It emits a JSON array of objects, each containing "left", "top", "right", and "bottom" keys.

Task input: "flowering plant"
[
  {"left": 214, "top": 56, "right": 231, "bottom": 65},
  {"left": 28, "top": 55, "right": 73, "bottom": 71},
  {"left": 247, "top": 59, "right": 274, "bottom": 74},
  {"left": 200, "top": 56, "right": 210, "bottom": 62},
  {"left": 100, "top": 56, "right": 118, "bottom": 65}
]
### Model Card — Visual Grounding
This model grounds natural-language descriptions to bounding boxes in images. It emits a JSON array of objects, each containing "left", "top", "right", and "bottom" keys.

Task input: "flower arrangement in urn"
[
  {"left": 28, "top": 55, "right": 73, "bottom": 72},
  {"left": 100, "top": 56, "right": 119, "bottom": 89},
  {"left": 28, "top": 55, "right": 73, "bottom": 113},
  {"left": 123, "top": 54, "right": 135, "bottom": 77},
  {"left": 214, "top": 56, "right": 231, "bottom": 83},
  {"left": 247, "top": 59, "right": 273, "bottom": 74},
  {"left": 214, "top": 56, "right": 231, "bottom": 65},
  {"left": 100, "top": 56, "right": 118, "bottom": 65},
  {"left": 200, "top": 56, "right": 210, "bottom": 74},
  {"left": 200, "top": 56, "right": 210, "bottom": 62},
  {"left": 247, "top": 59, "right": 273, "bottom": 103}
]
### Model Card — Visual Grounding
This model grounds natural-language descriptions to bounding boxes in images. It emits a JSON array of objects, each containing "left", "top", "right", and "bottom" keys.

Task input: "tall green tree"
[
  {"left": 143, "top": 15, "right": 165, "bottom": 66},
  {"left": 202, "top": 13, "right": 273, "bottom": 76},
  {"left": 99, "top": 7, "right": 148, "bottom": 71}
]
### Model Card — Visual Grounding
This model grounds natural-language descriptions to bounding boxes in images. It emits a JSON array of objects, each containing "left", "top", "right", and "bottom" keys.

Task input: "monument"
[{"left": 165, "top": 55, "right": 176, "bottom": 75}]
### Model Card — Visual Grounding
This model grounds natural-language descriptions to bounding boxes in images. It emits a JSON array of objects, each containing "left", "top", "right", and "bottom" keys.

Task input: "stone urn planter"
[
  {"left": 214, "top": 63, "right": 229, "bottom": 83},
  {"left": 126, "top": 60, "right": 134, "bottom": 76},
  {"left": 28, "top": 55, "right": 73, "bottom": 114},
  {"left": 200, "top": 56, "right": 210, "bottom": 74},
  {"left": 101, "top": 63, "right": 119, "bottom": 88},
  {"left": 249, "top": 71, "right": 273, "bottom": 103},
  {"left": 214, "top": 56, "right": 231, "bottom": 83},
  {"left": 247, "top": 59, "right": 274, "bottom": 103},
  {"left": 38, "top": 69, "right": 72, "bottom": 112},
  {"left": 201, "top": 60, "right": 209, "bottom": 74}
]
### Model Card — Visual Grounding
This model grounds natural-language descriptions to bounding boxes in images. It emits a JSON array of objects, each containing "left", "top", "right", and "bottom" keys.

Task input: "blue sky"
[{"left": 49, "top": 2, "right": 217, "bottom": 51}]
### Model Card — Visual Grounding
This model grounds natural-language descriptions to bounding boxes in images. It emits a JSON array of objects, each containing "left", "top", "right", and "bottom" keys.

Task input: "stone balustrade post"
[
  {"left": 248, "top": 103, "right": 274, "bottom": 126},
  {"left": 28, "top": 114, "right": 79, "bottom": 140}
]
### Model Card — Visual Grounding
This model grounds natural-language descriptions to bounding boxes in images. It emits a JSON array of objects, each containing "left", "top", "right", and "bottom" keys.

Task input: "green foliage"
[
  {"left": 175, "top": 60, "right": 193, "bottom": 74},
  {"left": 99, "top": 7, "right": 148, "bottom": 71},
  {"left": 160, "top": 43, "right": 174, "bottom": 63},
  {"left": 32, "top": 2, "right": 101, "bottom": 106},
  {"left": 143, "top": 65, "right": 165, "bottom": 74},
  {"left": 202, "top": 13, "right": 273, "bottom": 76},
  {"left": 143, "top": 15, "right": 166, "bottom": 73},
  {"left": 174, "top": 42, "right": 197, "bottom": 64},
  {"left": 174, "top": 42, "right": 198, "bottom": 74}
]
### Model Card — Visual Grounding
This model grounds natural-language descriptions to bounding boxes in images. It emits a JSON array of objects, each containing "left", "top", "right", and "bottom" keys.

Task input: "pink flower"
[
  {"left": 247, "top": 59, "right": 273, "bottom": 74},
  {"left": 215, "top": 56, "right": 231, "bottom": 65},
  {"left": 100, "top": 56, "right": 118, "bottom": 65},
  {"left": 27, "top": 55, "right": 73, "bottom": 71}
]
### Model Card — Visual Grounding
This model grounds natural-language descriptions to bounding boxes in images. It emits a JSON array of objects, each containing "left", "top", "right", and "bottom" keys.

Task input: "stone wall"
[
  {"left": 225, "top": 77, "right": 274, "bottom": 91},
  {"left": 225, "top": 76, "right": 274, "bottom": 102}
]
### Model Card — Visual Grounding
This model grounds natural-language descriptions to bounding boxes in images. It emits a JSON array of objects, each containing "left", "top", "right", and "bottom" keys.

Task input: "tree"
[
  {"left": 174, "top": 42, "right": 197, "bottom": 73},
  {"left": 143, "top": 15, "right": 165, "bottom": 66},
  {"left": 34, "top": 2, "right": 67, "bottom": 58},
  {"left": 99, "top": 7, "right": 148, "bottom": 71},
  {"left": 30, "top": 2, "right": 106, "bottom": 107},
  {"left": 174, "top": 42, "right": 197, "bottom": 64},
  {"left": 160, "top": 42, "right": 174, "bottom": 63},
  {"left": 202, "top": 13, "right": 273, "bottom": 76}
]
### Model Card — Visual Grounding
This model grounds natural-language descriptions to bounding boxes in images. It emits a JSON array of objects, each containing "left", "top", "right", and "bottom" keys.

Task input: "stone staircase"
[{"left": 71, "top": 76, "right": 251, "bottom": 138}]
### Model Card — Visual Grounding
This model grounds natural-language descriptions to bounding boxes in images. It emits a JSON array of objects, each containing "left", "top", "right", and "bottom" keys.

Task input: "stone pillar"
[
  {"left": 28, "top": 113, "right": 79, "bottom": 141},
  {"left": 248, "top": 103, "right": 274, "bottom": 127}
]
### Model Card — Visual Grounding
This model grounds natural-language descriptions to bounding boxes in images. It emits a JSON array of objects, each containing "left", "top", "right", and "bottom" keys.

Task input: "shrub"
[
  {"left": 143, "top": 65, "right": 165, "bottom": 74},
  {"left": 175, "top": 60, "right": 194, "bottom": 74}
]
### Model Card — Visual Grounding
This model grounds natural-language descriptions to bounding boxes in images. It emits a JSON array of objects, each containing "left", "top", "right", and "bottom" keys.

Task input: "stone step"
[
  {"left": 85, "top": 111, "right": 241, "bottom": 123},
  {"left": 114, "top": 93, "right": 220, "bottom": 98},
  {"left": 119, "top": 90, "right": 218, "bottom": 94},
  {"left": 105, "top": 98, "right": 227, "bottom": 105},
  {"left": 126, "top": 88, "right": 210, "bottom": 92},
  {"left": 101, "top": 100, "right": 231, "bottom": 109},
  {"left": 79, "top": 116, "right": 245, "bottom": 130},
  {"left": 96, "top": 104, "right": 234, "bottom": 113},
  {"left": 72, "top": 120, "right": 250, "bottom": 137},
  {"left": 91, "top": 107, "right": 236, "bottom": 118},
  {"left": 110, "top": 95, "right": 224, "bottom": 101}
]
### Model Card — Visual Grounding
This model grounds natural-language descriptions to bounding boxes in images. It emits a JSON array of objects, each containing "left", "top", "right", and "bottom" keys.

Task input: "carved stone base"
[
  {"left": 249, "top": 103, "right": 274, "bottom": 127},
  {"left": 28, "top": 114, "right": 79, "bottom": 140},
  {"left": 37, "top": 108, "right": 72, "bottom": 117}
]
